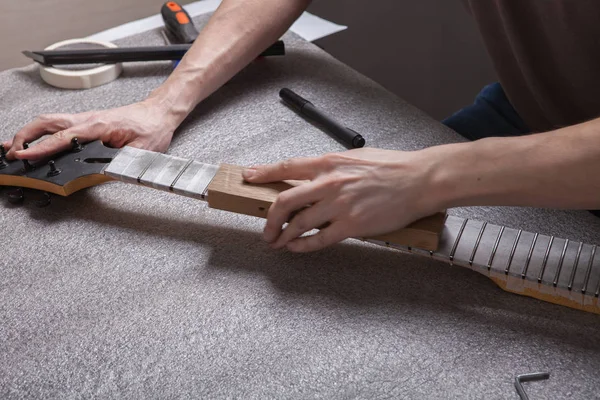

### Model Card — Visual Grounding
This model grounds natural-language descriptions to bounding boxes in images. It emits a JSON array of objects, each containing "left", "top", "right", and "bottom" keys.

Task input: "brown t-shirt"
[{"left": 463, "top": 0, "right": 600, "bottom": 132}]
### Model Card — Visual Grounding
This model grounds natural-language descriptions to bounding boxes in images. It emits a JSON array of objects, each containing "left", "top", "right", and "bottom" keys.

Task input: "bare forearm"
[
  {"left": 428, "top": 118, "right": 600, "bottom": 210},
  {"left": 147, "top": 0, "right": 310, "bottom": 124}
]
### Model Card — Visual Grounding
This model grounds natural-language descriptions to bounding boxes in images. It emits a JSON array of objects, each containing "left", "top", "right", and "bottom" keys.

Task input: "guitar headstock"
[{"left": 0, "top": 139, "right": 118, "bottom": 197}]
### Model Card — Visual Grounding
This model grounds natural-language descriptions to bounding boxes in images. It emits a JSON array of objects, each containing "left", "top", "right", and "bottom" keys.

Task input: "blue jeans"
[
  {"left": 442, "top": 83, "right": 600, "bottom": 217},
  {"left": 442, "top": 82, "right": 530, "bottom": 140}
]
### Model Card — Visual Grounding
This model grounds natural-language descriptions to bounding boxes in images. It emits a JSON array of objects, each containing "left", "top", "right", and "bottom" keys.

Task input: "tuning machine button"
[
  {"left": 46, "top": 160, "right": 61, "bottom": 177},
  {"left": 21, "top": 143, "right": 33, "bottom": 172},
  {"left": 71, "top": 137, "right": 83, "bottom": 152},
  {"left": 8, "top": 188, "right": 24, "bottom": 204},
  {"left": 34, "top": 192, "right": 52, "bottom": 208},
  {"left": 0, "top": 144, "right": 7, "bottom": 169},
  {"left": 22, "top": 160, "right": 33, "bottom": 172}
]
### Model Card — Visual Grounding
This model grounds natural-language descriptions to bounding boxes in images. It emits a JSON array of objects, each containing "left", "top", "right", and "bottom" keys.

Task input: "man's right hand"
[{"left": 3, "top": 99, "right": 178, "bottom": 161}]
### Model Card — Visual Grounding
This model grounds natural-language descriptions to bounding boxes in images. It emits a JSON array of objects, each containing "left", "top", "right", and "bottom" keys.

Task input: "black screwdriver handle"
[{"left": 160, "top": 1, "right": 199, "bottom": 44}]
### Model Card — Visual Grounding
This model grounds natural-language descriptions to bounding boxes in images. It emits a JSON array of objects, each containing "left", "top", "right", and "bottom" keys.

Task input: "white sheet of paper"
[
  {"left": 85, "top": 0, "right": 347, "bottom": 43},
  {"left": 289, "top": 11, "right": 347, "bottom": 42}
]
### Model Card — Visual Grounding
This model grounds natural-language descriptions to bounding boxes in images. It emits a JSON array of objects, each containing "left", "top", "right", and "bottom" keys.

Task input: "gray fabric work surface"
[{"left": 1, "top": 14, "right": 599, "bottom": 400}]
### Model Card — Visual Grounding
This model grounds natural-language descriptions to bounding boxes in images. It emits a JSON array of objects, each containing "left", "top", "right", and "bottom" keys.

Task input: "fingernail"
[{"left": 242, "top": 168, "right": 256, "bottom": 180}]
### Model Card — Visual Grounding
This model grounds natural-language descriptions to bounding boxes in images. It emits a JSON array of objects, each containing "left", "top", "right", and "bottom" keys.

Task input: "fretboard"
[
  {"left": 103, "top": 146, "right": 219, "bottom": 200},
  {"left": 365, "top": 215, "right": 600, "bottom": 314}
]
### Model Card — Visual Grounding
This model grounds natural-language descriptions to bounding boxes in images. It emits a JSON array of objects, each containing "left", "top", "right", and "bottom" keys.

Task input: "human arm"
[
  {"left": 242, "top": 118, "right": 600, "bottom": 252},
  {"left": 5, "top": 0, "right": 311, "bottom": 160}
]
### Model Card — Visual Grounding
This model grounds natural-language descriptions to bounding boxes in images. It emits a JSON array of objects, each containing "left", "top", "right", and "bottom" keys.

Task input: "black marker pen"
[{"left": 279, "top": 88, "right": 365, "bottom": 149}]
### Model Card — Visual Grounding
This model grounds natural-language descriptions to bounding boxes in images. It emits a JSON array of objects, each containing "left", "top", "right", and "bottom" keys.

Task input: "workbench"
[{"left": 1, "top": 13, "right": 599, "bottom": 399}]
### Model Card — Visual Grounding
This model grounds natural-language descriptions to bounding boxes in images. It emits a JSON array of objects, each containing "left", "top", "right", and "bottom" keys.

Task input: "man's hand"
[
  {"left": 242, "top": 148, "right": 441, "bottom": 252},
  {"left": 4, "top": 0, "right": 310, "bottom": 160},
  {"left": 246, "top": 118, "right": 600, "bottom": 254},
  {"left": 3, "top": 100, "right": 178, "bottom": 161}
]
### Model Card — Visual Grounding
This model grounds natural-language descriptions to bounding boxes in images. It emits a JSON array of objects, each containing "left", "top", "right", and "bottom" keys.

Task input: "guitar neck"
[
  {"left": 366, "top": 215, "right": 600, "bottom": 314},
  {"left": 102, "top": 146, "right": 446, "bottom": 251}
]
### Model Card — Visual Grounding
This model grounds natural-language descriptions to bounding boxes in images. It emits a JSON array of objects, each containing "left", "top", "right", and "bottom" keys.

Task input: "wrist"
[
  {"left": 388, "top": 146, "right": 460, "bottom": 217},
  {"left": 424, "top": 136, "right": 538, "bottom": 210},
  {"left": 139, "top": 96, "right": 179, "bottom": 134},
  {"left": 420, "top": 140, "right": 491, "bottom": 211},
  {"left": 145, "top": 71, "right": 204, "bottom": 127}
]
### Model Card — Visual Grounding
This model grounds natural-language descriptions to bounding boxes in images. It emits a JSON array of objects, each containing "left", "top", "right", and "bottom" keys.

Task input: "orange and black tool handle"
[{"left": 161, "top": 1, "right": 199, "bottom": 44}]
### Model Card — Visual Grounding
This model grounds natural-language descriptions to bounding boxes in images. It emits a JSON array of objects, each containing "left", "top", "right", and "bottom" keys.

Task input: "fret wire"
[
  {"left": 504, "top": 229, "right": 522, "bottom": 275},
  {"left": 437, "top": 212, "right": 448, "bottom": 257},
  {"left": 449, "top": 218, "right": 468, "bottom": 264},
  {"left": 538, "top": 236, "right": 554, "bottom": 283},
  {"left": 169, "top": 159, "right": 194, "bottom": 191},
  {"left": 174, "top": 163, "right": 219, "bottom": 200},
  {"left": 568, "top": 242, "right": 584, "bottom": 290},
  {"left": 487, "top": 226, "right": 504, "bottom": 270},
  {"left": 552, "top": 239, "right": 569, "bottom": 287},
  {"left": 469, "top": 221, "right": 487, "bottom": 266},
  {"left": 595, "top": 277, "right": 600, "bottom": 298},
  {"left": 582, "top": 244, "right": 597, "bottom": 294},
  {"left": 200, "top": 168, "right": 219, "bottom": 199},
  {"left": 136, "top": 153, "right": 161, "bottom": 183},
  {"left": 521, "top": 233, "right": 538, "bottom": 279}
]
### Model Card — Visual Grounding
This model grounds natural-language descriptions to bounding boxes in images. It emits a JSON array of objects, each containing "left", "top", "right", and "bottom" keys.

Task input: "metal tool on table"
[
  {"left": 22, "top": 42, "right": 285, "bottom": 66},
  {"left": 514, "top": 372, "right": 550, "bottom": 400}
]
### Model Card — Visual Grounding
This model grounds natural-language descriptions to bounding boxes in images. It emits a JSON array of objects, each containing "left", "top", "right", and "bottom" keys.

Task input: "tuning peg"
[
  {"left": 71, "top": 137, "right": 83, "bottom": 152},
  {"left": 0, "top": 144, "right": 7, "bottom": 169},
  {"left": 33, "top": 192, "right": 52, "bottom": 208},
  {"left": 22, "top": 160, "right": 33, "bottom": 172},
  {"left": 21, "top": 143, "right": 33, "bottom": 172},
  {"left": 46, "top": 160, "right": 61, "bottom": 177},
  {"left": 22, "top": 159, "right": 33, "bottom": 172},
  {"left": 8, "top": 188, "right": 24, "bottom": 204}
]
